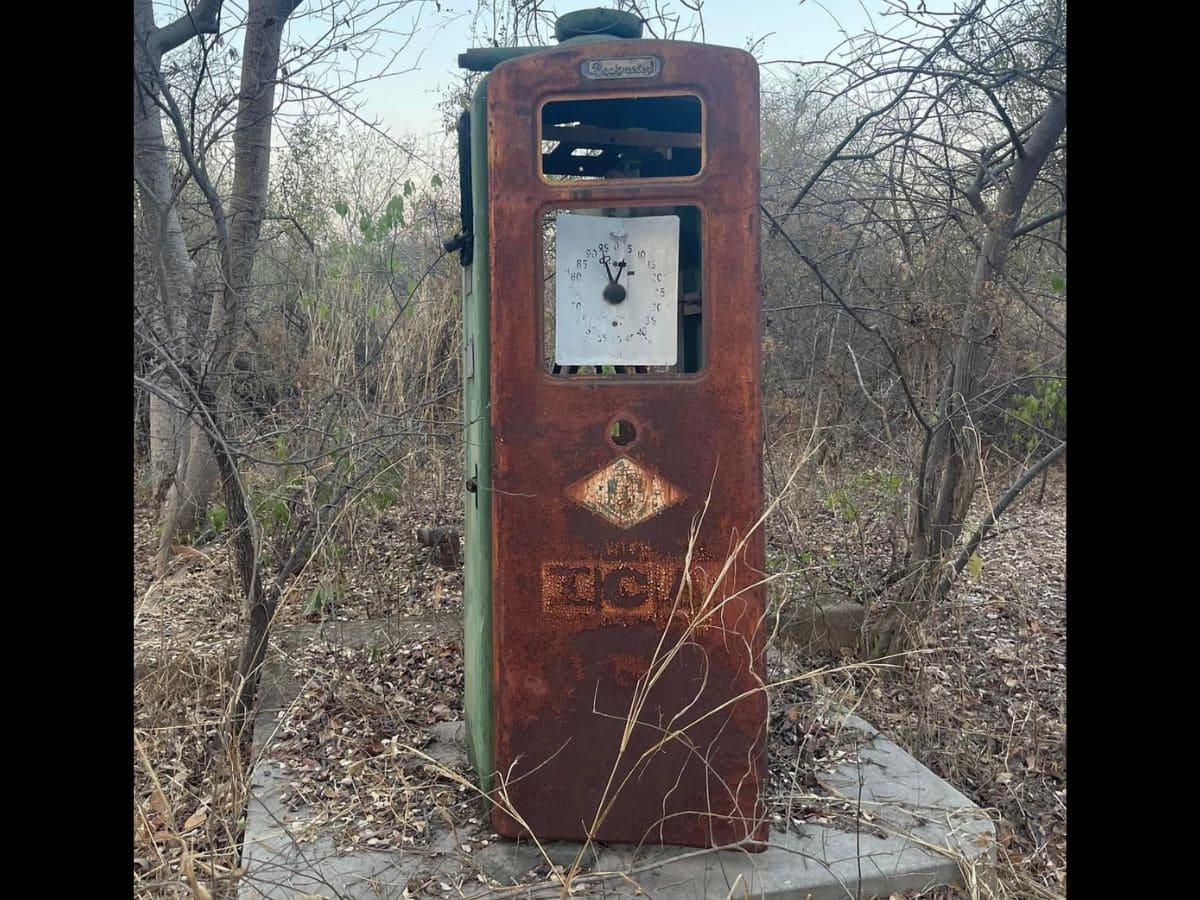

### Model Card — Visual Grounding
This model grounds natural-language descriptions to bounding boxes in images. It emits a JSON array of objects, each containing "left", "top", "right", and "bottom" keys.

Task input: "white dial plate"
[{"left": 554, "top": 213, "right": 679, "bottom": 366}]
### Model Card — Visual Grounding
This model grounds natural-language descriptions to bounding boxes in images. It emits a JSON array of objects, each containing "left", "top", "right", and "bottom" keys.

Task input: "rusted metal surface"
[{"left": 487, "top": 40, "right": 765, "bottom": 849}]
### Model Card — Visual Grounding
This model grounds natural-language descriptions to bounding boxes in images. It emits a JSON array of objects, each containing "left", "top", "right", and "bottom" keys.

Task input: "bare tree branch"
[
  {"left": 1013, "top": 205, "right": 1066, "bottom": 238},
  {"left": 777, "top": 0, "right": 988, "bottom": 219},
  {"left": 934, "top": 441, "right": 1066, "bottom": 600},
  {"left": 153, "top": 0, "right": 225, "bottom": 56},
  {"left": 761, "top": 203, "right": 933, "bottom": 434}
]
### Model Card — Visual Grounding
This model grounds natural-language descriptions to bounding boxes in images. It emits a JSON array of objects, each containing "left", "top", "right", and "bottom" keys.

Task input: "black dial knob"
[{"left": 603, "top": 282, "right": 627, "bottom": 304}]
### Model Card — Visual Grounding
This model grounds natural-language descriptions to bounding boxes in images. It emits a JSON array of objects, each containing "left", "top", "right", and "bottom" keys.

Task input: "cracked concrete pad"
[
  {"left": 241, "top": 711, "right": 994, "bottom": 899},
  {"left": 239, "top": 721, "right": 469, "bottom": 900}
]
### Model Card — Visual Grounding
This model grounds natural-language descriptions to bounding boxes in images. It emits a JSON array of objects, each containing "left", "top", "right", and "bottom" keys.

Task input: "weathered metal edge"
[{"left": 463, "top": 75, "right": 494, "bottom": 793}]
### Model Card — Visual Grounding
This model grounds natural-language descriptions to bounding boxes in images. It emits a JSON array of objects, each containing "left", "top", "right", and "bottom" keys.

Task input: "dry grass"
[
  {"left": 134, "top": 513, "right": 246, "bottom": 898},
  {"left": 134, "top": 454, "right": 463, "bottom": 898},
  {"left": 134, "top": 433, "right": 1064, "bottom": 900},
  {"left": 767, "top": 450, "right": 1067, "bottom": 899},
  {"left": 135, "top": 248, "right": 467, "bottom": 897}
]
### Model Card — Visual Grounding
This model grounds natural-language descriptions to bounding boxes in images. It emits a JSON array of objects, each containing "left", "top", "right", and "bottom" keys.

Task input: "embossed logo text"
[
  {"left": 581, "top": 55, "right": 663, "bottom": 80},
  {"left": 542, "top": 542, "right": 719, "bottom": 622}
]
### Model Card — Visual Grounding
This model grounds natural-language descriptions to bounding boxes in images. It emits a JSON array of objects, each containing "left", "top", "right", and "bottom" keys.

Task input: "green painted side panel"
[{"left": 462, "top": 77, "right": 493, "bottom": 792}]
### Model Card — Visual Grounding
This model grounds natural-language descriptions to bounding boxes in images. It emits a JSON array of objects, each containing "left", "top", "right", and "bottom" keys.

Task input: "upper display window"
[{"left": 540, "top": 95, "right": 703, "bottom": 181}]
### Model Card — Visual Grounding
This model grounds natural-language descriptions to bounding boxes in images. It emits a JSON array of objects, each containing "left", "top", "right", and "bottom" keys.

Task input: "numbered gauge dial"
[{"left": 554, "top": 212, "right": 679, "bottom": 366}]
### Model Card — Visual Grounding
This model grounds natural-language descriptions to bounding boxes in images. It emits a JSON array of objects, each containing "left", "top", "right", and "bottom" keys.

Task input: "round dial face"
[{"left": 554, "top": 212, "right": 679, "bottom": 366}]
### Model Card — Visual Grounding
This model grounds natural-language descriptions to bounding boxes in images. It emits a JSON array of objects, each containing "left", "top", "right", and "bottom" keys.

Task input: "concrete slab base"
[{"left": 241, "top": 714, "right": 995, "bottom": 899}]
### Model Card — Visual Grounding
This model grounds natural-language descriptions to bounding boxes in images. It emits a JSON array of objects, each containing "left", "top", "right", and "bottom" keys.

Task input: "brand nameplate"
[{"left": 581, "top": 56, "right": 662, "bottom": 80}]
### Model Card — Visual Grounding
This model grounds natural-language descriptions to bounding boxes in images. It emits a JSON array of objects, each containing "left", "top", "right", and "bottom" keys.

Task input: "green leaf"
[
  {"left": 303, "top": 585, "right": 328, "bottom": 617},
  {"left": 430, "top": 173, "right": 442, "bottom": 188},
  {"left": 206, "top": 503, "right": 228, "bottom": 533},
  {"left": 967, "top": 552, "right": 983, "bottom": 580},
  {"left": 333, "top": 199, "right": 349, "bottom": 217},
  {"left": 1050, "top": 274, "right": 1065, "bottom": 292},
  {"left": 383, "top": 195, "right": 406, "bottom": 231},
  {"left": 403, "top": 179, "right": 414, "bottom": 197}
]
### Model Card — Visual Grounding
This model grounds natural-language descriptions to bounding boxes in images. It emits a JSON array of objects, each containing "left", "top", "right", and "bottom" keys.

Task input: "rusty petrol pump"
[{"left": 447, "top": 8, "right": 766, "bottom": 848}]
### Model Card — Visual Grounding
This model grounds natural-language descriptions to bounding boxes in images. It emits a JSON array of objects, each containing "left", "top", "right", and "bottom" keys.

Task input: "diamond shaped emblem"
[{"left": 565, "top": 456, "right": 686, "bottom": 529}]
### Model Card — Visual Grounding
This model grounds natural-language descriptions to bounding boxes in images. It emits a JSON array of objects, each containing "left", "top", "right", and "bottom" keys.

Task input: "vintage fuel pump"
[{"left": 448, "top": 8, "right": 766, "bottom": 849}]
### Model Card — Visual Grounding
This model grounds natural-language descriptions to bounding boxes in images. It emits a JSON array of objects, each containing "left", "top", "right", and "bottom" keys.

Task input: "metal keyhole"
[{"left": 610, "top": 419, "right": 637, "bottom": 446}]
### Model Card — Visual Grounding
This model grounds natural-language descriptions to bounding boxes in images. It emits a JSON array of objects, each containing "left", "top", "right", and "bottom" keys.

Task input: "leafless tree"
[
  {"left": 134, "top": 0, "right": 443, "bottom": 743},
  {"left": 760, "top": 0, "right": 1066, "bottom": 653},
  {"left": 135, "top": 0, "right": 428, "bottom": 570}
]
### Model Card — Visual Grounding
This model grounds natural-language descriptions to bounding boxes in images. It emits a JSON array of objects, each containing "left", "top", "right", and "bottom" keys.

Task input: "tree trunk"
[
  {"left": 935, "top": 94, "right": 1066, "bottom": 550},
  {"left": 876, "top": 94, "right": 1067, "bottom": 657},
  {"left": 148, "top": 392, "right": 183, "bottom": 502},
  {"left": 218, "top": 0, "right": 304, "bottom": 738},
  {"left": 137, "top": 0, "right": 303, "bottom": 750},
  {"left": 194, "top": 0, "right": 298, "bottom": 403},
  {"left": 135, "top": 0, "right": 223, "bottom": 556},
  {"left": 135, "top": 13, "right": 192, "bottom": 513},
  {"left": 153, "top": 421, "right": 222, "bottom": 574},
  {"left": 144, "top": 0, "right": 299, "bottom": 575}
]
